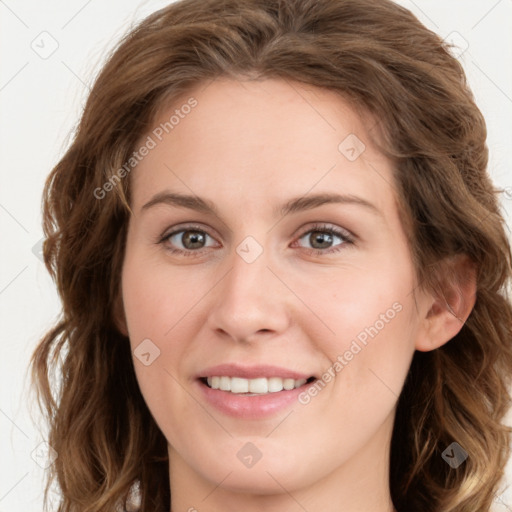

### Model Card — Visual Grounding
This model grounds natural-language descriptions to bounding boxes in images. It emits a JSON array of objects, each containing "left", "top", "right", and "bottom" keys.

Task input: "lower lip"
[{"left": 196, "top": 379, "right": 313, "bottom": 419}]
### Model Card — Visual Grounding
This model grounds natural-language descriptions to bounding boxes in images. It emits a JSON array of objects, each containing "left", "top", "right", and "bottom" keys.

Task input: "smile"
[{"left": 204, "top": 376, "right": 313, "bottom": 394}]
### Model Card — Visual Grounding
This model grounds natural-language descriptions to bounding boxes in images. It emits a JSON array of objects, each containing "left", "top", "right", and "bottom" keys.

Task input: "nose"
[{"left": 206, "top": 241, "right": 291, "bottom": 344}]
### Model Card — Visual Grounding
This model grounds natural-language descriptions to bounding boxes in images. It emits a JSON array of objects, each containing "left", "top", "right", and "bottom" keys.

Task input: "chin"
[{"left": 190, "top": 439, "right": 318, "bottom": 494}]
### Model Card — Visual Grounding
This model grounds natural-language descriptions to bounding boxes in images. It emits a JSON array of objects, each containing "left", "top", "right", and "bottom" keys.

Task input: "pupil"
[
  {"left": 183, "top": 231, "right": 204, "bottom": 249},
  {"left": 181, "top": 230, "right": 333, "bottom": 250},
  {"left": 311, "top": 232, "right": 332, "bottom": 249}
]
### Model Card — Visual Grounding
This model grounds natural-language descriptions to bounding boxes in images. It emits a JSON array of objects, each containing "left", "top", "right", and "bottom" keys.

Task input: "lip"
[
  {"left": 195, "top": 364, "right": 316, "bottom": 420},
  {"left": 196, "top": 378, "right": 314, "bottom": 419},
  {"left": 197, "top": 363, "right": 313, "bottom": 380}
]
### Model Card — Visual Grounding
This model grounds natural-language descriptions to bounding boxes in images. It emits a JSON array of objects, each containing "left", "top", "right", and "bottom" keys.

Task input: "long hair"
[{"left": 30, "top": 0, "right": 512, "bottom": 510}]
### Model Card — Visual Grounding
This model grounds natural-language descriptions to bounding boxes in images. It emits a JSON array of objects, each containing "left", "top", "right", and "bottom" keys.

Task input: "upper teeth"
[{"left": 206, "top": 376, "right": 307, "bottom": 393}]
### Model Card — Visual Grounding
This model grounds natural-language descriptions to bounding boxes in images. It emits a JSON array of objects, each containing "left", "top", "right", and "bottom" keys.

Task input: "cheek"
[
  {"left": 291, "top": 281, "right": 416, "bottom": 470},
  {"left": 121, "top": 251, "right": 205, "bottom": 344},
  {"left": 121, "top": 253, "right": 208, "bottom": 416},
  {"left": 305, "top": 263, "right": 417, "bottom": 401},
  {"left": 305, "top": 262, "right": 414, "bottom": 346}
]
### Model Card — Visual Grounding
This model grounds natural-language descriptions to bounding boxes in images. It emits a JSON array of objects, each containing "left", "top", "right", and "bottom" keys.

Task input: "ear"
[
  {"left": 415, "top": 254, "right": 477, "bottom": 352},
  {"left": 112, "top": 287, "right": 129, "bottom": 337}
]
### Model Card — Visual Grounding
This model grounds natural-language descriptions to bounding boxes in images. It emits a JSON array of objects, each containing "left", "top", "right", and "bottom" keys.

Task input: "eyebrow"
[{"left": 141, "top": 191, "right": 382, "bottom": 219}]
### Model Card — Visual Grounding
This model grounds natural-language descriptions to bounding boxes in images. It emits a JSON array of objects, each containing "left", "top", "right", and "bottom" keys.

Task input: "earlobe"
[{"left": 415, "top": 255, "right": 477, "bottom": 352}]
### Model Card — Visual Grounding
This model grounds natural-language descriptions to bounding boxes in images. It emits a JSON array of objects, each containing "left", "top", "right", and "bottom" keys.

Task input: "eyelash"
[{"left": 158, "top": 222, "right": 355, "bottom": 258}]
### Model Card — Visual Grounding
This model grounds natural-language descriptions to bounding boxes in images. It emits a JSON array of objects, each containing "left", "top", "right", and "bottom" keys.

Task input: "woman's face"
[{"left": 120, "top": 78, "right": 432, "bottom": 504}]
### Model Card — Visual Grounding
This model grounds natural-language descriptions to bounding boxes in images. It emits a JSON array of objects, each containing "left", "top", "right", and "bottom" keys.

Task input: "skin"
[{"left": 118, "top": 78, "right": 476, "bottom": 512}]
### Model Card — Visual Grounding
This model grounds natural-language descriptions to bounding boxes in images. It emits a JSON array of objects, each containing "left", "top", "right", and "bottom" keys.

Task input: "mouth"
[
  {"left": 199, "top": 375, "right": 317, "bottom": 395},
  {"left": 196, "top": 363, "right": 319, "bottom": 418}
]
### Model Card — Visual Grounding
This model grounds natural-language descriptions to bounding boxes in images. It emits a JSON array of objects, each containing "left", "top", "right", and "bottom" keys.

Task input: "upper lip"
[{"left": 198, "top": 364, "right": 313, "bottom": 380}]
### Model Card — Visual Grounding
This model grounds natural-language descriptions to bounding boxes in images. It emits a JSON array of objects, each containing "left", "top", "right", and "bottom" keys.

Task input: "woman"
[{"left": 31, "top": 0, "right": 512, "bottom": 511}]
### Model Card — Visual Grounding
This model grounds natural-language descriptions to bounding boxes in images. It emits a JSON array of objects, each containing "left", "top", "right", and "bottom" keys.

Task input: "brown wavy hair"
[{"left": 30, "top": 0, "right": 512, "bottom": 510}]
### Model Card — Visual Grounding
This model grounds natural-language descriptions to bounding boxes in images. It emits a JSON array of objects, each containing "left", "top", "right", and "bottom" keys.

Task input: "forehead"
[{"left": 129, "top": 77, "right": 397, "bottom": 219}]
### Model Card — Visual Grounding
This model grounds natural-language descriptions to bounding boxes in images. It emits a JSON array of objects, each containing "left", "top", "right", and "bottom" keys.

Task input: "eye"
[
  {"left": 293, "top": 223, "right": 354, "bottom": 255},
  {"left": 159, "top": 225, "right": 218, "bottom": 257},
  {"left": 158, "top": 222, "right": 354, "bottom": 258}
]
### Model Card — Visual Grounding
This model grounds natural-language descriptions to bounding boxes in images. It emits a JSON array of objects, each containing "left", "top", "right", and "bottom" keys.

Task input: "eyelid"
[
  {"left": 291, "top": 223, "right": 355, "bottom": 254},
  {"left": 160, "top": 222, "right": 219, "bottom": 240},
  {"left": 160, "top": 222, "right": 354, "bottom": 243},
  {"left": 158, "top": 221, "right": 356, "bottom": 256},
  {"left": 294, "top": 222, "right": 355, "bottom": 241}
]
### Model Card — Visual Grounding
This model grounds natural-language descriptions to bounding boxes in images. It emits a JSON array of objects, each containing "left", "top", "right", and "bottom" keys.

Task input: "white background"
[{"left": 0, "top": 0, "right": 511, "bottom": 510}]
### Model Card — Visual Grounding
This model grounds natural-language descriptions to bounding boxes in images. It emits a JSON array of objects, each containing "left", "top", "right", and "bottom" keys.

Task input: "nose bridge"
[
  {"left": 225, "top": 236, "right": 275, "bottom": 312},
  {"left": 207, "top": 235, "right": 289, "bottom": 341}
]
